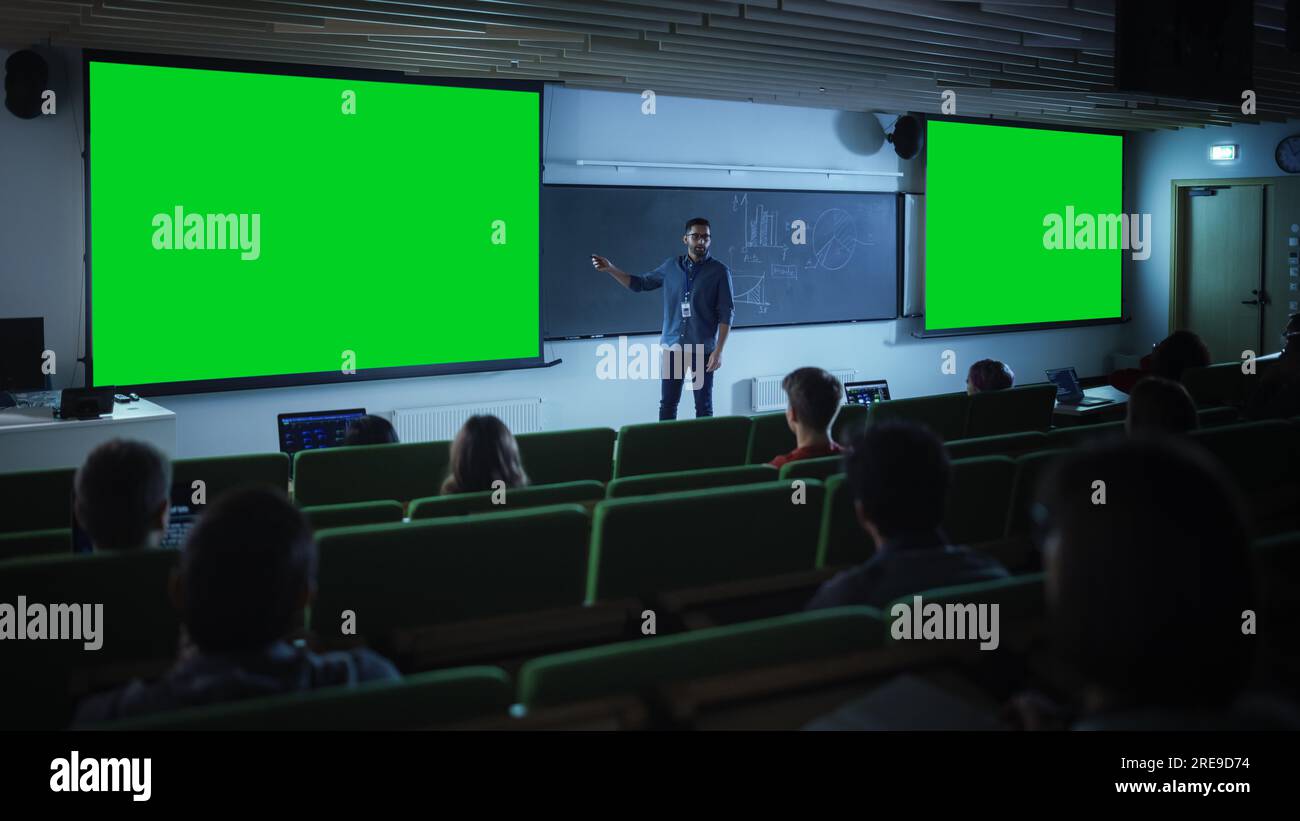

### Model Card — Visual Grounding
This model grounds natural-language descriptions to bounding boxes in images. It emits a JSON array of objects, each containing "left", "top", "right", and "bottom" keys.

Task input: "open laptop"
[
  {"left": 844, "top": 379, "right": 891, "bottom": 407},
  {"left": 1046, "top": 367, "right": 1112, "bottom": 407},
  {"left": 277, "top": 408, "right": 367, "bottom": 456}
]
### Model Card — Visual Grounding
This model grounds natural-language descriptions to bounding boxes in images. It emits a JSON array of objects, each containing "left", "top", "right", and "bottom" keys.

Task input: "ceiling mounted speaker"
[
  {"left": 888, "top": 114, "right": 922, "bottom": 160},
  {"left": 5, "top": 49, "right": 48, "bottom": 119}
]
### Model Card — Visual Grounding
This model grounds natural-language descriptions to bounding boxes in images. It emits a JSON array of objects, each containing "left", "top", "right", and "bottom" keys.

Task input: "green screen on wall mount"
[
  {"left": 924, "top": 119, "right": 1123, "bottom": 333},
  {"left": 87, "top": 58, "right": 541, "bottom": 390}
]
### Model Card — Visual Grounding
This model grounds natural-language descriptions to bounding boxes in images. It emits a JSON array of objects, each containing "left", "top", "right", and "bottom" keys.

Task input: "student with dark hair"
[
  {"left": 965, "top": 359, "right": 1014, "bottom": 395},
  {"left": 441, "top": 414, "right": 530, "bottom": 495},
  {"left": 1245, "top": 312, "right": 1300, "bottom": 420},
  {"left": 770, "top": 367, "right": 843, "bottom": 469},
  {"left": 1022, "top": 437, "right": 1296, "bottom": 729},
  {"left": 73, "top": 486, "right": 398, "bottom": 725},
  {"left": 343, "top": 414, "right": 399, "bottom": 447},
  {"left": 592, "top": 217, "right": 736, "bottom": 419},
  {"left": 1110, "top": 329, "right": 1212, "bottom": 394},
  {"left": 1125, "top": 376, "right": 1199, "bottom": 435},
  {"left": 73, "top": 438, "right": 172, "bottom": 552},
  {"left": 806, "top": 421, "right": 1007, "bottom": 610}
]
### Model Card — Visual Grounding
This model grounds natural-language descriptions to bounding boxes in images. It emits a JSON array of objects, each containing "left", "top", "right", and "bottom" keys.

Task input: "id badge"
[{"left": 681, "top": 300, "right": 692, "bottom": 318}]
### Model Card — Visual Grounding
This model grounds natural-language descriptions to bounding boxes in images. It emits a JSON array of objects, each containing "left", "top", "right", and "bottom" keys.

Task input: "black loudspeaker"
[
  {"left": 58, "top": 388, "right": 115, "bottom": 420},
  {"left": 888, "top": 115, "right": 923, "bottom": 160},
  {"left": 4, "top": 49, "right": 48, "bottom": 119}
]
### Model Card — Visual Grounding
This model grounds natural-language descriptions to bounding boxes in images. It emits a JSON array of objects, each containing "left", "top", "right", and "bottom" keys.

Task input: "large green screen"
[
  {"left": 924, "top": 119, "right": 1122, "bottom": 332},
  {"left": 88, "top": 58, "right": 540, "bottom": 390}
]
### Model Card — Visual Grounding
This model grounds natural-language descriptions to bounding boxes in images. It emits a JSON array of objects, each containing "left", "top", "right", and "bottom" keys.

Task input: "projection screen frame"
[
  {"left": 916, "top": 114, "right": 1129, "bottom": 338},
  {"left": 82, "top": 50, "right": 545, "bottom": 396}
]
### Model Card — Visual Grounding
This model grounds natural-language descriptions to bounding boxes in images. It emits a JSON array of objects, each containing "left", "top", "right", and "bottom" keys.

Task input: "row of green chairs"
[{"left": 92, "top": 571, "right": 1053, "bottom": 727}]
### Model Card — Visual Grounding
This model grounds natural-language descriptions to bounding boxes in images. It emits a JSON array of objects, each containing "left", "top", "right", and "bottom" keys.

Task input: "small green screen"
[
  {"left": 88, "top": 59, "right": 540, "bottom": 387},
  {"left": 924, "top": 119, "right": 1122, "bottom": 331}
]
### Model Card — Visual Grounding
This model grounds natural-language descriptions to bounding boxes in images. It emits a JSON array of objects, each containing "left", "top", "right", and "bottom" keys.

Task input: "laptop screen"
[
  {"left": 844, "top": 379, "right": 891, "bottom": 407},
  {"left": 277, "top": 408, "right": 367, "bottom": 455},
  {"left": 1045, "top": 367, "right": 1082, "bottom": 399}
]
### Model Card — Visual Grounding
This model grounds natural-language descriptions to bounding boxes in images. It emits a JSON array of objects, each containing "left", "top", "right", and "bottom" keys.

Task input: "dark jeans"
[{"left": 659, "top": 346, "right": 714, "bottom": 420}]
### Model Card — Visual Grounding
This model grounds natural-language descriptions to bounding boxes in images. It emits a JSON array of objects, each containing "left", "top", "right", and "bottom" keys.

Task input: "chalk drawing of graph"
[
  {"left": 811, "top": 208, "right": 858, "bottom": 270},
  {"left": 733, "top": 274, "right": 769, "bottom": 313}
]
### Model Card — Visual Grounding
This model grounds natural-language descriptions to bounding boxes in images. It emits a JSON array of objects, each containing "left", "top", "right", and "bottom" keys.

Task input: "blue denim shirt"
[{"left": 628, "top": 254, "right": 735, "bottom": 351}]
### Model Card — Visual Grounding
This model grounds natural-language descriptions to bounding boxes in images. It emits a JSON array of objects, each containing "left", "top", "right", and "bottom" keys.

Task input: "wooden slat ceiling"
[{"left": 1, "top": 0, "right": 1298, "bottom": 130}]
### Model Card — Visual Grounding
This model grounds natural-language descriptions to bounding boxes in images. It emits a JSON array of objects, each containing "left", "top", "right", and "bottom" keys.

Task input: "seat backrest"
[
  {"left": 831, "top": 403, "right": 870, "bottom": 444},
  {"left": 867, "top": 393, "right": 970, "bottom": 441},
  {"left": 312, "top": 504, "right": 590, "bottom": 639},
  {"left": 885, "top": 573, "right": 1046, "bottom": 644},
  {"left": 516, "top": 605, "right": 885, "bottom": 709},
  {"left": 293, "top": 440, "right": 449, "bottom": 506},
  {"left": 1197, "top": 406, "right": 1241, "bottom": 429},
  {"left": 1045, "top": 420, "right": 1125, "bottom": 449},
  {"left": 0, "top": 466, "right": 75, "bottom": 533},
  {"left": 816, "top": 473, "right": 873, "bottom": 568},
  {"left": 588, "top": 480, "right": 824, "bottom": 602},
  {"left": 946, "top": 431, "right": 1049, "bottom": 460},
  {"left": 778, "top": 454, "right": 843, "bottom": 482},
  {"left": 0, "top": 527, "right": 71, "bottom": 562},
  {"left": 300, "top": 500, "right": 404, "bottom": 531},
  {"left": 746, "top": 412, "right": 796, "bottom": 464},
  {"left": 1005, "top": 450, "right": 1070, "bottom": 537},
  {"left": 946, "top": 456, "right": 1017, "bottom": 546},
  {"left": 173, "top": 452, "right": 290, "bottom": 500},
  {"left": 613, "top": 416, "right": 753, "bottom": 478},
  {"left": 1181, "top": 362, "right": 1244, "bottom": 407},
  {"left": 606, "top": 465, "right": 776, "bottom": 499},
  {"left": 1189, "top": 420, "right": 1300, "bottom": 494},
  {"left": 409, "top": 480, "right": 604, "bottom": 519},
  {"left": 964, "top": 384, "right": 1058, "bottom": 437},
  {"left": 516, "top": 427, "right": 617, "bottom": 484},
  {"left": 90, "top": 666, "right": 513, "bottom": 730}
]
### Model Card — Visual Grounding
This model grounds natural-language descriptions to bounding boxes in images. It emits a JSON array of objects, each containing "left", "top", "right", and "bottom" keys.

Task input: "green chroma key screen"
[
  {"left": 88, "top": 58, "right": 540, "bottom": 390},
  {"left": 924, "top": 119, "right": 1123, "bottom": 332}
]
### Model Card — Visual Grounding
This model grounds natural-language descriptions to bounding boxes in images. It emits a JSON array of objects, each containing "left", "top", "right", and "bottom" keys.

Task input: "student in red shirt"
[{"left": 769, "top": 367, "right": 844, "bottom": 469}]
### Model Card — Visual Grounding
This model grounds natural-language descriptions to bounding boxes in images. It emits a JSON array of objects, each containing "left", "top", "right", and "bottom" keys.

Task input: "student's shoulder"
[{"left": 309, "top": 645, "right": 401, "bottom": 685}]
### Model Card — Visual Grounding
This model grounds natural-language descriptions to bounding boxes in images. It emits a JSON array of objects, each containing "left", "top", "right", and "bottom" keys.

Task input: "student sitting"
[
  {"left": 1245, "top": 312, "right": 1300, "bottom": 420},
  {"left": 1019, "top": 437, "right": 1298, "bottom": 730},
  {"left": 441, "top": 414, "right": 530, "bottom": 495},
  {"left": 1109, "top": 329, "right": 1211, "bottom": 394},
  {"left": 343, "top": 414, "right": 399, "bottom": 446},
  {"left": 806, "top": 420, "right": 1008, "bottom": 610},
  {"left": 770, "top": 367, "right": 844, "bottom": 469},
  {"left": 1125, "top": 376, "right": 1200, "bottom": 435},
  {"left": 73, "top": 486, "right": 399, "bottom": 725},
  {"left": 73, "top": 438, "right": 171, "bottom": 552},
  {"left": 965, "top": 359, "right": 1014, "bottom": 395}
]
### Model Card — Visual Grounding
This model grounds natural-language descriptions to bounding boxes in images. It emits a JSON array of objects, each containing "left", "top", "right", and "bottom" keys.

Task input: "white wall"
[
  {"left": 1125, "top": 117, "right": 1300, "bottom": 351},
  {"left": 3, "top": 49, "right": 1138, "bottom": 458}
]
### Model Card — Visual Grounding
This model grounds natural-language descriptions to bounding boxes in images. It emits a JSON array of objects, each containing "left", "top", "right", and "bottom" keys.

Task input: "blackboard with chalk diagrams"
[{"left": 542, "top": 186, "right": 899, "bottom": 339}]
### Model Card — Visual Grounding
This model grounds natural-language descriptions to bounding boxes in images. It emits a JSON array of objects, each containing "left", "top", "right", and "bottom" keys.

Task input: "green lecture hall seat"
[
  {"left": 587, "top": 480, "right": 824, "bottom": 602},
  {"left": 173, "top": 452, "right": 290, "bottom": 499},
  {"left": 0, "top": 549, "right": 182, "bottom": 729},
  {"left": 867, "top": 392, "right": 970, "bottom": 441},
  {"left": 613, "top": 416, "right": 752, "bottom": 478},
  {"left": 831, "top": 403, "right": 870, "bottom": 444},
  {"left": 945, "top": 456, "right": 1018, "bottom": 546},
  {"left": 409, "top": 480, "right": 604, "bottom": 519},
  {"left": 964, "top": 384, "right": 1058, "bottom": 437},
  {"left": 605, "top": 465, "right": 776, "bottom": 499},
  {"left": 516, "top": 606, "right": 886, "bottom": 710},
  {"left": 885, "top": 574, "right": 1047, "bottom": 644},
  {"left": 312, "top": 504, "right": 591, "bottom": 641},
  {"left": 778, "top": 454, "right": 843, "bottom": 482},
  {"left": 1189, "top": 420, "right": 1300, "bottom": 531},
  {"left": 90, "top": 666, "right": 514, "bottom": 730},
  {"left": 0, "top": 465, "right": 75, "bottom": 533},
  {"left": 1197, "top": 406, "right": 1240, "bottom": 428},
  {"left": 946, "top": 431, "right": 1048, "bottom": 460},
  {"left": 0, "top": 527, "right": 71, "bottom": 561},
  {"left": 300, "top": 500, "right": 405, "bottom": 531},
  {"left": 516, "top": 427, "right": 617, "bottom": 484},
  {"left": 746, "top": 412, "right": 796, "bottom": 464},
  {"left": 816, "top": 473, "right": 873, "bottom": 569},
  {"left": 1004, "top": 450, "right": 1069, "bottom": 537},
  {"left": 293, "top": 440, "right": 449, "bottom": 506},
  {"left": 1045, "top": 420, "right": 1125, "bottom": 448},
  {"left": 1180, "top": 362, "right": 1248, "bottom": 408}
]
